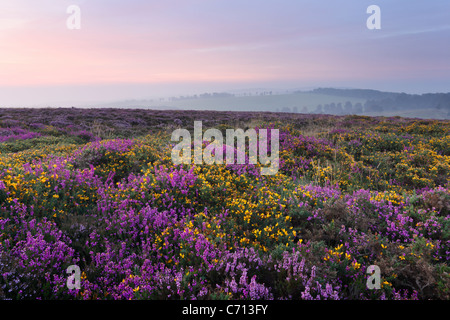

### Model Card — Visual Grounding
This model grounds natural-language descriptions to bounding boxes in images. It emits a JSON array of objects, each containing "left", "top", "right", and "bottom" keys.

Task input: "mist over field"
[
  {"left": 4, "top": 86, "right": 449, "bottom": 120},
  {"left": 91, "top": 88, "right": 450, "bottom": 120}
]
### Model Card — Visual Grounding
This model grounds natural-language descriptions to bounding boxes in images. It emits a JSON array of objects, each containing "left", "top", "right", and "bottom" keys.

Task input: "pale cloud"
[{"left": 374, "top": 25, "right": 450, "bottom": 39}]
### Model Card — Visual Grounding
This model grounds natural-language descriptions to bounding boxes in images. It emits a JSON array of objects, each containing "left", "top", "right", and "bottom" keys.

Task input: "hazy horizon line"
[{"left": 2, "top": 83, "right": 449, "bottom": 108}]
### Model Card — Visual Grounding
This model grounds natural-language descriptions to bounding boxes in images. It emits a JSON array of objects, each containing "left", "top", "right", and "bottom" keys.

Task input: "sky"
[{"left": 0, "top": 0, "right": 449, "bottom": 106}]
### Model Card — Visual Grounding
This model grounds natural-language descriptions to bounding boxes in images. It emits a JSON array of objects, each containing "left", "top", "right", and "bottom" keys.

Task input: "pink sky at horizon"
[
  {"left": 0, "top": 14, "right": 360, "bottom": 87},
  {"left": 1, "top": 0, "right": 449, "bottom": 105}
]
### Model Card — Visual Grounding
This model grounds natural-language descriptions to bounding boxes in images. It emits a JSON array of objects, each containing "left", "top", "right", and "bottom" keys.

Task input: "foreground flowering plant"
[{"left": 0, "top": 108, "right": 449, "bottom": 300}]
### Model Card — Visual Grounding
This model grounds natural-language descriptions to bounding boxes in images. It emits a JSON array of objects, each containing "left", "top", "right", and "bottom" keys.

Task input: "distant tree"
[
  {"left": 301, "top": 106, "right": 308, "bottom": 113},
  {"left": 336, "top": 103, "right": 343, "bottom": 114},
  {"left": 323, "top": 103, "right": 338, "bottom": 114},
  {"left": 353, "top": 103, "right": 363, "bottom": 114},
  {"left": 344, "top": 101, "right": 353, "bottom": 114},
  {"left": 315, "top": 104, "right": 323, "bottom": 114},
  {"left": 329, "top": 103, "right": 337, "bottom": 114},
  {"left": 293, "top": 106, "right": 298, "bottom": 113},
  {"left": 365, "top": 101, "right": 383, "bottom": 113}
]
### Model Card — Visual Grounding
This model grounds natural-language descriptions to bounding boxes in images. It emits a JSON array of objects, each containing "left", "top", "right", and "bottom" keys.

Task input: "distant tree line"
[
  {"left": 307, "top": 88, "right": 397, "bottom": 100},
  {"left": 169, "top": 92, "right": 235, "bottom": 101},
  {"left": 168, "top": 91, "right": 275, "bottom": 101},
  {"left": 313, "top": 102, "right": 364, "bottom": 115},
  {"left": 302, "top": 88, "right": 450, "bottom": 116},
  {"left": 364, "top": 92, "right": 450, "bottom": 113}
]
